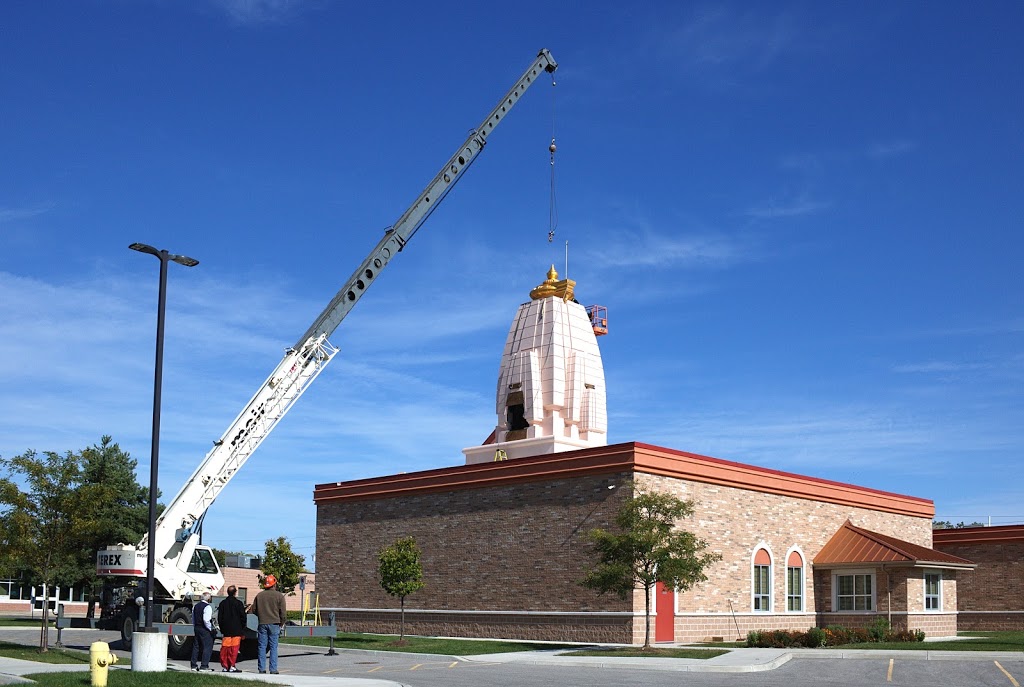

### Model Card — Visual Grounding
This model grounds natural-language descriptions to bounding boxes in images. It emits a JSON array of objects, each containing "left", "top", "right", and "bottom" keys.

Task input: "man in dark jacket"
[
  {"left": 217, "top": 585, "right": 247, "bottom": 672},
  {"left": 249, "top": 574, "right": 287, "bottom": 674},
  {"left": 190, "top": 592, "right": 214, "bottom": 671}
]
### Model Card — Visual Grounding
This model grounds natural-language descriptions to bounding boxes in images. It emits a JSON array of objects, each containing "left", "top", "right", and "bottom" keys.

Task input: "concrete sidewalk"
[{"left": 3, "top": 641, "right": 1023, "bottom": 684}]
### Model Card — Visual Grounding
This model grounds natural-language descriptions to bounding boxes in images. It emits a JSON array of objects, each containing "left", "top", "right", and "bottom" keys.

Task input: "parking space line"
[
  {"left": 410, "top": 663, "right": 423, "bottom": 671},
  {"left": 887, "top": 658, "right": 894, "bottom": 682},
  {"left": 449, "top": 661, "right": 459, "bottom": 668},
  {"left": 368, "top": 666, "right": 383, "bottom": 672},
  {"left": 995, "top": 661, "right": 1020, "bottom": 687}
]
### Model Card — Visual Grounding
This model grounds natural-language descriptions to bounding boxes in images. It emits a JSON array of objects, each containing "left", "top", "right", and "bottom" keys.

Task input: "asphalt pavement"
[{"left": 2, "top": 626, "right": 1023, "bottom": 686}]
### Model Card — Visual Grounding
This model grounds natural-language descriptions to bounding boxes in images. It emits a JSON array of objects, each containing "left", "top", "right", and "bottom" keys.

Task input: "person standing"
[
  {"left": 217, "top": 585, "right": 247, "bottom": 672},
  {"left": 249, "top": 574, "right": 287, "bottom": 674},
  {"left": 190, "top": 591, "right": 214, "bottom": 672}
]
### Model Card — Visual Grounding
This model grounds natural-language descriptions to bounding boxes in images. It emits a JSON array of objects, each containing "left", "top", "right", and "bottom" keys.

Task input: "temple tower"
[{"left": 463, "top": 266, "right": 607, "bottom": 464}]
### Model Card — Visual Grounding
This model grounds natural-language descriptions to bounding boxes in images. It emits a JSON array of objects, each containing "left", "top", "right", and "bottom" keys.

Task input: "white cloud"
[
  {"left": 665, "top": 6, "right": 799, "bottom": 71},
  {"left": 745, "top": 196, "right": 831, "bottom": 219},
  {"left": 210, "top": 0, "right": 315, "bottom": 25},
  {"left": 0, "top": 206, "right": 51, "bottom": 223},
  {"left": 866, "top": 140, "right": 917, "bottom": 159}
]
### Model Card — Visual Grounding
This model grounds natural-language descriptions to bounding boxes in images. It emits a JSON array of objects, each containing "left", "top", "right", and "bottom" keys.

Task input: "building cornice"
[
  {"left": 932, "top": 525, "right": 1024, "bottom": 545},
  {"left": 313, "top": 441, "right": 933, "bottom": 518}
]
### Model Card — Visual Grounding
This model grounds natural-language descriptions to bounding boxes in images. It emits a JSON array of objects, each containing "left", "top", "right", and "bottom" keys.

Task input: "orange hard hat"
[{"left": 264, "top": 574, "right": 277, "bottom": 588}]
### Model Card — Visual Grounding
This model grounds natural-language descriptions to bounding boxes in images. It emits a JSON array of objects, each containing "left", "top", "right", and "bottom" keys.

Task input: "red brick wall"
[
  {"left": 317, "top": 472, "right": 634, "bottom": 642},
  {"left": 932, "top": 538, "right": 1024, "bottom": 630},
  {"left": 217, "top": 568, "right": 316, "bottom": 613},
  {"left": 316, "top": 472, "right": 631, "bottom": 612}
]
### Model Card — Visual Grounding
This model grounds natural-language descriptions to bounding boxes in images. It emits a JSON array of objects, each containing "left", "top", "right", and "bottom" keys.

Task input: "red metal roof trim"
[
  {"left": 933, "top": 525, "right": 1024, "bottom": 545},
  {"left": 814, "top": 522, "right": 975, "bottom": 569},
  {"left": 313, "top": 442, "right": 934, "bottom": 517}
]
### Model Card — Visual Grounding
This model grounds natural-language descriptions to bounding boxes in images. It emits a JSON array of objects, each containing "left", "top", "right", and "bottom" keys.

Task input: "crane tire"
[
  {"left": 167, "top": 608, "right": 194, "bottom": 660},
  {"left": 120, "top": 614, "right": 135, "bottom": 650}
]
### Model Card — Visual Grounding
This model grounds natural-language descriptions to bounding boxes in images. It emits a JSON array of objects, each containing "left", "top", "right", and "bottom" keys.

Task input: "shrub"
[
  {"left": 805, "top": 627, "right": 826, "bottom": 648},
  {"left": 868, "top": 617, "right": 890, "bottom": 642},
  {"left": 849, "top": 628, "right": 871, "bottom": 644},
  {"left": 747, "top": 623, "right": 924, "bottom": 648},
  {"left": 824, "top": 625, "right": 850, "bottom": 646},
  {"left": 886, "top": 629, "right": 919, "bottom": 643}
]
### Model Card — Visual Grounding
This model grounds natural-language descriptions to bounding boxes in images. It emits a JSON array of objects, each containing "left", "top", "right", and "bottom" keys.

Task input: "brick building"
[
  {"left": 933, "top": 525, "right": 1024, "bottom": 631},
  {"left": 313, "top": 268, "right": 973, "bottom": 644},
  {"left": 314, "top": 442, "right": 972, "bottom": 643},
  {"left": 218, "top": 565, "right": 317, "bottom": 613}
]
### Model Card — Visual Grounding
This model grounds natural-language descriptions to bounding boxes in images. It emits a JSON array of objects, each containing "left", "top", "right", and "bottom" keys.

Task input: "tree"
[
  {"left": 260, "top": 537, "right": 305, "bottom": 596},
  {"left": 76, "top": 436, "right": 151, "bottom": 586},
  {"left": 581, "top": 484, "right": 722, "bottom": 648},
  {"left": 378, "top": 537, "right": 425, "bottom": 642},
  {"left": 0, "top": 449, "right": 88, "bottom": 652},
  {"left": 933, "top": 520, "right": 986, "bottom": 529}
]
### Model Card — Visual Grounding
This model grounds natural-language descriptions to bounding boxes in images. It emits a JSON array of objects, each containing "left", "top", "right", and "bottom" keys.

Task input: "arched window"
[
  {"left": 753, "top": 547, "right": 771, "bottom": 612},
  {"left": 786, "top": 549, "right": 804, "bottom": 612}
]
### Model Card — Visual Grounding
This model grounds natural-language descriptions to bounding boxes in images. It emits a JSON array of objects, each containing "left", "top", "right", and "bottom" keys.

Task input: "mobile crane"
[{"left": 94, "top": 49, "right": 558, "bottom": 658}]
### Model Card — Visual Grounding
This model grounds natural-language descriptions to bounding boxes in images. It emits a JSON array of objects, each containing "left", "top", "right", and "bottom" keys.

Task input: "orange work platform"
[{"left": 586, "top": 305, "right": 608, "bottom": 336}]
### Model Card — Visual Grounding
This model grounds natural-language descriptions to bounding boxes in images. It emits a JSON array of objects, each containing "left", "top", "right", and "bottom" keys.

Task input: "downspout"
[{"left": 881, "top": 564, "right": 892, "bottom": 627}]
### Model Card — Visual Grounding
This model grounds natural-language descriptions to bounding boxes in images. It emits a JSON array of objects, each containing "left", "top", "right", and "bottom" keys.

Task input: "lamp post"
[{"left": 129, "top": 242, "right": 199, "bottom": 632}]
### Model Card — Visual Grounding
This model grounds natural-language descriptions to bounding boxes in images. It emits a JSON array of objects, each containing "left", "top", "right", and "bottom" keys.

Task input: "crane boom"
[
  {"left": 295, "top": 48, "right": 558, "bottom": 348},
  {"left": 115, "top": 49, "right": 558, "bottom": 602}
]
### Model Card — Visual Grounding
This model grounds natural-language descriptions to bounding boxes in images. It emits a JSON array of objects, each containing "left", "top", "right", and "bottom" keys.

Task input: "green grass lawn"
[
  {"left": 23, "top": 672, "right": 270, "bottom": 686},
  {"left": 0, "top": 640, "right": 92, "bottom": 664},
  {"left": 0, "top": 617, "right": 54, "bottom": 627},
  {"left": 833, "top": 631, "right": 1024, "bottom": 652},
  {"left": 561, "top": 647, "right": 729, "bottom": 659},
  {"left": 282, "top": 632, "right": 580, "bottom": 655}
]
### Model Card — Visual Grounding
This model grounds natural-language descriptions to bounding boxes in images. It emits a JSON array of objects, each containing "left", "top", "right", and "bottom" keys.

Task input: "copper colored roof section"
[
  {"left": 313, "top": 442, "right": 934, "bottom": 518},
  {"left": 814, "top": 522, "right": 975, "bottom": 570},
  {"left": 933, "top": 524, "right": 1024, "bottom": 546}
]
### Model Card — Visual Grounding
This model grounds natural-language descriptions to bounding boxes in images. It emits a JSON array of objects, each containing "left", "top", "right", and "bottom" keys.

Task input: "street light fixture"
[{"left": 129, "top": 242, "right": 198, "bottom": 632}]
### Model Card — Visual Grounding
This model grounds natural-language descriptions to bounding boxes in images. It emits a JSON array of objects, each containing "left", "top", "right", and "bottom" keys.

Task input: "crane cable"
[{"left": 547, "top": 71, "right": 558, "bottom": 243}]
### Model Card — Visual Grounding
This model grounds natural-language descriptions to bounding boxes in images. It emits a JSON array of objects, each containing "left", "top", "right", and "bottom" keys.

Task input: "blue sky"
[{"left": 2, "top": 1, "right": 1022, "bottom": 567}]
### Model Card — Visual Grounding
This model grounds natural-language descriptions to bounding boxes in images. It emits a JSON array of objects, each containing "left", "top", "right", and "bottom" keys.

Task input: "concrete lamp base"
[{"left": 130, "top": 631, "right": 168, "bottom": 672}]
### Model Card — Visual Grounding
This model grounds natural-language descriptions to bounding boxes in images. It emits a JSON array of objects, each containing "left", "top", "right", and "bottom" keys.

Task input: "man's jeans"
[
  {"left": 190, "top": 625, "right": 213, "bottom": 669},
  {"left": 257, "top": 623, "right": 281, "bottom": 673}
]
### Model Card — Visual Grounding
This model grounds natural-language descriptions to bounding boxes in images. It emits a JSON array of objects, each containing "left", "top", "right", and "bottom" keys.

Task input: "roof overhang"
[{"left": 814, "top": 521, "right": 976, "bottom": 570}]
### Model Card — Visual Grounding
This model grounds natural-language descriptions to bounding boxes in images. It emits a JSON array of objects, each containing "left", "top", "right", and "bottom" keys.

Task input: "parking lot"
[{"left": 3, "top": 626, "right": 1023, "bottom": 687}]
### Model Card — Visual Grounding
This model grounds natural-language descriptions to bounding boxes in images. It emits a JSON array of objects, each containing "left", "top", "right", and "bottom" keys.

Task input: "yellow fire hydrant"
[{"left": 89, "top": 641, "right": 118, "bottom": 687}]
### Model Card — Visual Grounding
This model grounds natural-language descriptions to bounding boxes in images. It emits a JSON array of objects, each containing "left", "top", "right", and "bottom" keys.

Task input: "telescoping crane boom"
[{"left": 96, "top": 49, "right": 558, "bottom": 652}]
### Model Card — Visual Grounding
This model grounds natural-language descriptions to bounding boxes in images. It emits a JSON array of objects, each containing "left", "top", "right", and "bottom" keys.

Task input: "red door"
[{"left": 655, "top": 581, "right": 674, "bottom": 642}]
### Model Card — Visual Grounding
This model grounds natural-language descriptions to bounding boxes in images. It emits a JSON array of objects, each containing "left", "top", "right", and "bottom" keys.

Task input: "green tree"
[
  {"left": 581, "top": 484, "right": 722, "bottom": 648},
  {"left": 260, "top": 537, "right": 305, "bottom": 596},
  {"left": 933, "top": 520, "right": 986, "bottom": 529},
  {"left": 377, "top": 537, "right": 425, "bottom": 641},
  {"left": 0, "top": 449, "right": 88, "bottom": 652},
  {"left": 77, "top": 436, "right": 151, "bottom": 585}
]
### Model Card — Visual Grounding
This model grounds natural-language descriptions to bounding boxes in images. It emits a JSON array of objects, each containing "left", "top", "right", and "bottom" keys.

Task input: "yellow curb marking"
[
  {"left": 995, "top": 661, "right": 1020, "bottom": 687},
  {"left": 887, "top": 658, "right": 894, "bottom": 682}
]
